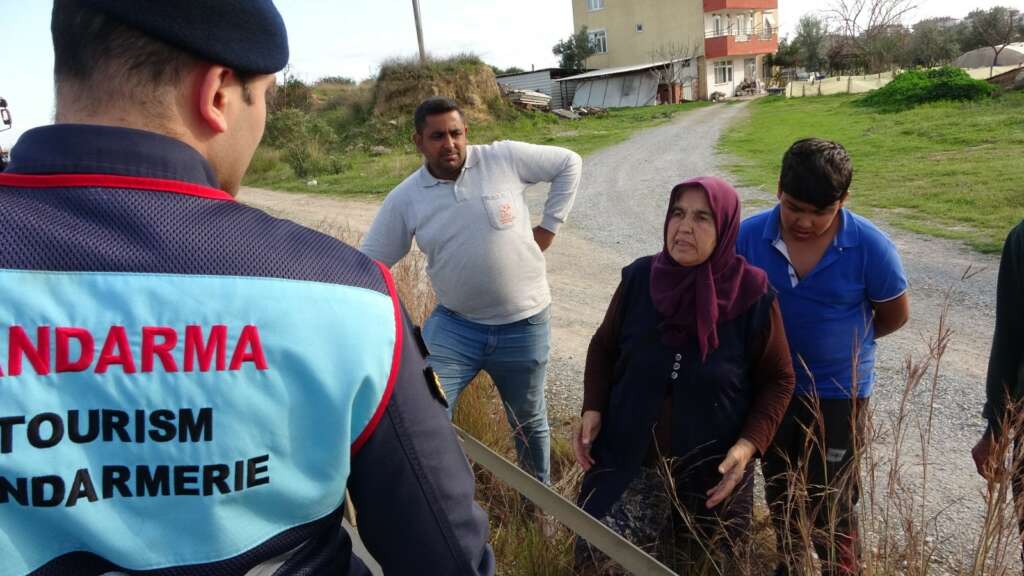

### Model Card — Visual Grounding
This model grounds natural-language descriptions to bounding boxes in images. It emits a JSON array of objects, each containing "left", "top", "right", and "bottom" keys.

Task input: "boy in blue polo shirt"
[{"left": 737, "top": 138, "right": 909, "bottom": 576}]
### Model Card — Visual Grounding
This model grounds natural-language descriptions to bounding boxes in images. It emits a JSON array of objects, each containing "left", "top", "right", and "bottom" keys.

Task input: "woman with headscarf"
[{"left": 573, "top": 176, "right": 796, "bottom": 574}]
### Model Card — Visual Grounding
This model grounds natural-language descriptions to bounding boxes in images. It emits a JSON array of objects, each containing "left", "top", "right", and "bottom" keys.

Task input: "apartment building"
[{"left": 571, "top": 0, "right": 779, "bottom": 100}]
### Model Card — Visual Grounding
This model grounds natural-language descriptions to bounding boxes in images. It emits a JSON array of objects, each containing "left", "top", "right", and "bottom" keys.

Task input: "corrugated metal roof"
[
  {"left": 554, "top": 59, "right": 691, "bottom": 82},
  {"left": 495, "top": 67, "right": 579, "bottom": 78}
]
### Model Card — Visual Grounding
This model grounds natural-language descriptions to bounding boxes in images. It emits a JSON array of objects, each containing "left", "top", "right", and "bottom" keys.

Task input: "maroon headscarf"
[{"left": 649, "top": 176, "right": 768, "bottom": 361}]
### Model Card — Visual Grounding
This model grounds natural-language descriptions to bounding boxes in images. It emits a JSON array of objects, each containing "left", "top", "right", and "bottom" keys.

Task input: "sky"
[{"left": 0, "top": 0, "right": 1017, "bottom": 149}]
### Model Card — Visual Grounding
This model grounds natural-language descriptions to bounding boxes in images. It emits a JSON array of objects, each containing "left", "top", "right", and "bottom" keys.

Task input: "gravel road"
[{"left": 241, "top": 100, "right": 1007, "bottom": 569}]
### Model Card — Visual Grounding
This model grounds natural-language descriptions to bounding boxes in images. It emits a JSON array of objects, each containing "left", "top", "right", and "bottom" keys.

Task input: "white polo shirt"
[{"left": 361, "top": 140, "right": 582, "bottom": 325}]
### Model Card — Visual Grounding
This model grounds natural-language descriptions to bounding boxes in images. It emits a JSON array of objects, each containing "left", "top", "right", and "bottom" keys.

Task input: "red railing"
[
  {"left": 703, "top": 0, "right": 777, "bottom": 11},
  {"left": 704, "top": 28, "right": 778, "bottom": 59}
]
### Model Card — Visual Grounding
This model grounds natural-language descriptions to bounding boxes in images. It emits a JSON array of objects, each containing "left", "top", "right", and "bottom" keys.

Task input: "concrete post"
[{"left": 411, "top": 0, "right": 426, "bottom": 65}]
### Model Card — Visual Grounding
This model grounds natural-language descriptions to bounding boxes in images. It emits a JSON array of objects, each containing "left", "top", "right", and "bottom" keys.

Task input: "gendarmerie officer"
[{"left": 0, "top": 1, "right": 494, "bottom": 574}]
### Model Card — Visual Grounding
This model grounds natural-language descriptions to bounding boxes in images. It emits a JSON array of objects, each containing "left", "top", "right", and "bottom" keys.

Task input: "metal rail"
[{"left": 455, "top": 427, "right": 677, "bottom": 576}]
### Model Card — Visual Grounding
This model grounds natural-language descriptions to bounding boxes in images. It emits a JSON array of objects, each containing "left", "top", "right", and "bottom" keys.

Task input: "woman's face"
[{"left": 665, "top": 187, "right": 717, "bottom": 267}]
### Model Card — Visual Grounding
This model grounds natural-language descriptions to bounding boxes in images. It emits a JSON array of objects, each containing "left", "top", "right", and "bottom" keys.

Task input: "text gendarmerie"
[{"left": 0, "top": 455, "right": 271, "bottom": 507}]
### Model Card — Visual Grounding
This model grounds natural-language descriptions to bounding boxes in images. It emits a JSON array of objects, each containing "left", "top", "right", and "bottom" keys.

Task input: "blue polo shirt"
[{"left": 737, "top": 206, "right": 907, "bottom": 398}]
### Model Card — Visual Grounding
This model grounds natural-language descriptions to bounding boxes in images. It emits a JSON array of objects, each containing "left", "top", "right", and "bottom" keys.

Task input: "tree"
[
  {"left": 553, "top": 27, "right": 597, "bottom": 71},
  {"left": 793, "top": 15, "right": 829, "bottom": 72},
  {"left": 646, "top": 42, "right": 701, "bottom": 102},
  {"left": 490, "top": 65, "right": 526, "bottom": 76},
  {"left": 908, "top": 18, "right": 960, "bottom": 67},
  {"left": 959, "top": 7, "right": 1024, "bottom": 76},
  {"left": 769, "top": 36, "right": 801, "bottom": 69},
  {"left": 828, "top": 0, "right": 917, "bottom": 72},
  {"left": 316, "top": 76, "right": 355, "bottom": 86},
  {"left": 270, "top": 65, "right": 313, "bottom": 113}
]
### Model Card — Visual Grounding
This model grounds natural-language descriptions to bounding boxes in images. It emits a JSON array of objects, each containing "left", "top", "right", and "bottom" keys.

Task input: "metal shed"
[
  {"left": 496, "top": 68, "right": 584, "bottom": 111},
  {"left": 554, "top": 60, "right": 697, "bottom": 108}
]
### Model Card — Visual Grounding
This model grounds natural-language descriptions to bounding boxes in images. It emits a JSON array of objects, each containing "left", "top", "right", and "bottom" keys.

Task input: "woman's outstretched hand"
[
  {"left": 706, "top": 438, "right": 756, "bottom": 508},
  {"left": 573, "top": 410, "right": 602, "bottom": 471}
]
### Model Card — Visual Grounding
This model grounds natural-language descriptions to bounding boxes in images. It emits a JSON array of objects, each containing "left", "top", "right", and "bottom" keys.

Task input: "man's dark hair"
[
  {"left": 413, "top": 97, "right": 464, "bottom": 133},
  {"left": 779, "top": 138, "right": 853, "bottom": 209},
  {"left": 52, "top": 0, "right": 255, "bottom": 118}
]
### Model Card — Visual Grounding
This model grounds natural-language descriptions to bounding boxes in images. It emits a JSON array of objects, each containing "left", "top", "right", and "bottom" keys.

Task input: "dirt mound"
[{"left": 373, "top": 56, "right": 502, "bottom": 123}]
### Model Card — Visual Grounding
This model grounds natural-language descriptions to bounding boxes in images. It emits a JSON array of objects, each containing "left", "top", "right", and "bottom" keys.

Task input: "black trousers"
[{"left": 763, "top": 396, "right": 867, "bottom": 576}]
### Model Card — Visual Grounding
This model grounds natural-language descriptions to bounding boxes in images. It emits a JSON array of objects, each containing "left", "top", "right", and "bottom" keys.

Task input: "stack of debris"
[
  {"left": 550, "top": 106, "right": 608, "bottom": 120},
  {"left": 502, "top": 88, "right": 551, "bottom": 110}
]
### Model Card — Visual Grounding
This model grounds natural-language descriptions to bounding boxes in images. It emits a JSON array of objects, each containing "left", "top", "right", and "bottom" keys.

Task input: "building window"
[
  {"left": 737, "top": 14, "right": 747, "bottom": 37},
  {"left": 588, "top": 29, "right": 608, "bottom": 54},
  {"left": 712, "top": 15, "right": 722, "bottom": 36},
  {"left": 587, "top": 0, "right": 604, "bottom": 11},
  {"left": 714, "top": 60, "right": 733, "bottom": 84},
  {"left": 636, "top": 23, "right": 644, "bottom": 33},
  {"left": 745, "top": 58, "right": 757, "bottom": 80}
]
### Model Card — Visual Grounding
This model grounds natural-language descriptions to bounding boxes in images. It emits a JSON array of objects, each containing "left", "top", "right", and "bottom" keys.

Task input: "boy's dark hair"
[
  {"left": 414, "top": 97, "right": 464, "bottom": 133},
  {"left": 52, "top": 0, "right": 255, "bottom": 118},
  {"left": 779, "top": 138, "right": 853, "bottom": 209}
]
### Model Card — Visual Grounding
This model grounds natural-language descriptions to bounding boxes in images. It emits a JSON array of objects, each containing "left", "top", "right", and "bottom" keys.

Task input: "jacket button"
[
  {"left": 672, "top": 363, "right": 681, "bottom": 370},
  {"left": 675, "top": 353, "right": 682, "bottom": 361},
  {"left": 670, "top": 372, "right": 678, "bottom": 379}
]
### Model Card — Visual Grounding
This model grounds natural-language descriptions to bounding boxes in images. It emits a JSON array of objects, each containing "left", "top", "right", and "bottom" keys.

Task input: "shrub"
[
  {"left": 263, "top": 109, "right": 345, "bottom": 178},
  {"left": 376, "top": 53, "right": 486, "bottom": 82},
  {"left": 316, "top": 76, "right": 355, "bottom": 86},
  {"left": 263, "top": 109, "right": 308, "bottom": 149},
  {"left": 282, "top": 141, "right": 347, "bottom": 179},
  {"left": 270, "top": 78, "right": 314, "bottom": 113},
  {"left": 246, "top": 147, "right": 285, "bottom": 178},
  {"left": 858, "top": 66, "right": 996, "bottom": 111}
]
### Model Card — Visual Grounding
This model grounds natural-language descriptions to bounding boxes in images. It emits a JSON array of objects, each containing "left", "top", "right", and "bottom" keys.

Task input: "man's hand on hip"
[{"left": 533, "top": 226, "right": 555, "bottom": 252}]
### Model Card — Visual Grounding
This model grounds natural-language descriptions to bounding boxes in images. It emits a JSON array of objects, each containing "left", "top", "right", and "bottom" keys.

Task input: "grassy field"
[
  {"left": 718, "top": 91, "right": 1024, "bottom": 253},
  {"left": 244, "top": 101, "right": 710, "bottom": 198}
]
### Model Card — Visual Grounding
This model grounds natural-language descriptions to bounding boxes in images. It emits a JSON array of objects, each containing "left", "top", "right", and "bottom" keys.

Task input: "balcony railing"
[
  {"left": 703, "top": 0, "right": 777, "bottom": 11},
  {"left": 704, "top": 26, "right": 778, "bottom": 59},
  {"left": 705, "top": 24, "right": 776, "bottom": 40}
]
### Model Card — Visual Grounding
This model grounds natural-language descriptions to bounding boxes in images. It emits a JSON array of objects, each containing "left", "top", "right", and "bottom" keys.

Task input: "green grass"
[
  {"left": 244, "top": 101, "right": 710, "bottom": 198},
  {"left": 719, "top": 92, "right": 1024, "bottom": 253}
]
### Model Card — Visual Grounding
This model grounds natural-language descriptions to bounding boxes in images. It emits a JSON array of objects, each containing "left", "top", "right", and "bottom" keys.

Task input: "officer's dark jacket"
[
  {"left": 579, "top": 256, "right": 776, "bottom": 519},
  {"left": 0, "top": 125, "right": 494, "bottom": 576}
]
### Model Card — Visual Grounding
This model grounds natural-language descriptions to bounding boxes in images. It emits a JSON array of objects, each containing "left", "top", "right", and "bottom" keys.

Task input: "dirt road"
[{"left": 240, "top": 101, "right": 1005, "bottom": 566}]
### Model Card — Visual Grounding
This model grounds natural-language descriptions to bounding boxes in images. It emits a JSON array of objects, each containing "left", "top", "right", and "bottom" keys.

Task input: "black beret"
[{"left": 79, "top": 0, "right": 289, "bottom": 74}]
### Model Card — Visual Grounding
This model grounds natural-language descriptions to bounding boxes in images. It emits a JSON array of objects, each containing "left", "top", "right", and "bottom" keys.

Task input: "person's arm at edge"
[
  {"left": 504, "top": 141, "right": 582, "bottom": 242},
  {"left": 347, "top": 302, "right": 493, "bottom": 574},
  {"left": 360, "top": 189, "right": 414, "bottom": 267},
  {"left": 739, "top": 297, "right": 796, "bottom": 457},
  {"left": 982, "top": 224, "right": 1024, "bottom": 437}
]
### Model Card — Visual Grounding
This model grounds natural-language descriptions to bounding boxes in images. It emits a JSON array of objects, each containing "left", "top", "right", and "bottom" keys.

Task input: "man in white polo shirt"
[{"left": 361, "top": 97, "right": 582, "bottom": 484}]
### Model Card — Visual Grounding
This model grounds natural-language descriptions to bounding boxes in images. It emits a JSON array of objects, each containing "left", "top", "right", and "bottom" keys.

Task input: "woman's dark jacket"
[{"left": 579, "top": 256, "right": 794, "bottom": 519}]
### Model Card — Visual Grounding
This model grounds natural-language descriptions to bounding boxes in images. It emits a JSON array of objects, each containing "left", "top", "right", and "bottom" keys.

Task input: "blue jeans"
[{"left": 422, "top": 304, "right": 551, "bottom": 484}]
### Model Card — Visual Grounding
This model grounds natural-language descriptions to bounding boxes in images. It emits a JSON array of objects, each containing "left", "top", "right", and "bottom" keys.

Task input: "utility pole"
[{"left": 411, "top": 0, "right": 426, "bottom": 65}]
